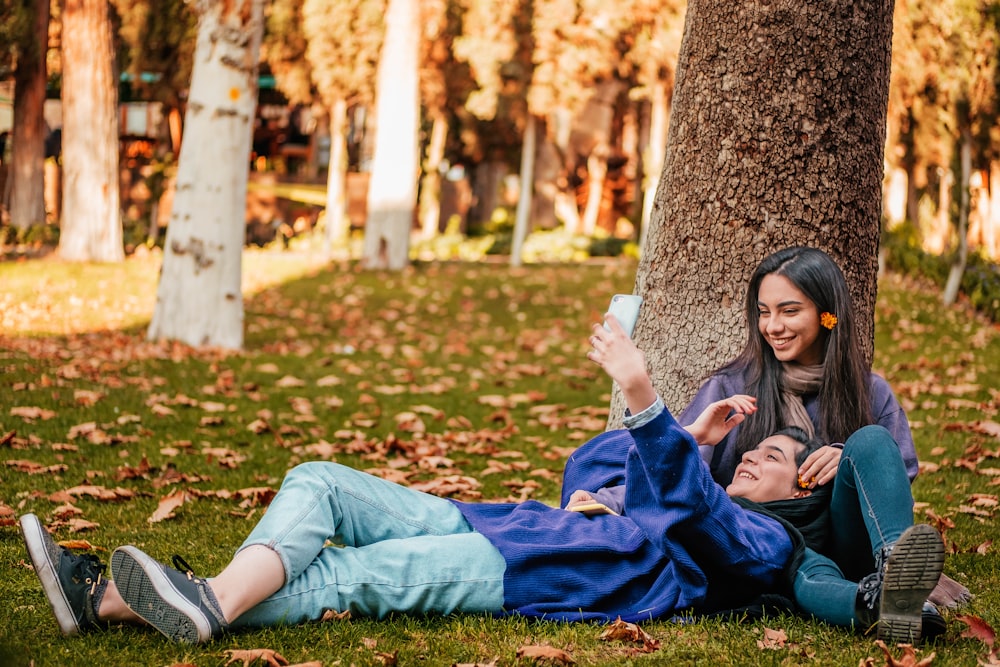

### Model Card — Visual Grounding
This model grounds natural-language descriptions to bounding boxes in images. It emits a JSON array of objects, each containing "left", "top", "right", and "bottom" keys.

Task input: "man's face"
[{"left": 725, "top": 434, "right": 803, "bottom": 503}]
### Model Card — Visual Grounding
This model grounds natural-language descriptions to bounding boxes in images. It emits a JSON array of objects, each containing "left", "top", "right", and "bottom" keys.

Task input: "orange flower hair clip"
[{"left": 820, "top": 312, "right": 838, "bottom": 330}]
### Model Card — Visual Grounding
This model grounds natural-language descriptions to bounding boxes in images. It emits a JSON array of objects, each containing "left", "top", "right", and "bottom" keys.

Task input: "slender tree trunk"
[
  {"left": 419, "top": 112, "right": 448, "bottom": 239},
  {"left": 59, "top": 0, "right": 123, "bottom": 262},
  {"left": 9, "top": 0, "right": 49, "bottom": 230},
  {"left": 147, "top": 0, "right": 265, "bottom": 349},
  {"left": 579, "top": 151, "right": 607, "bottom": 237},
  {"left": 901, "top": 111, "right": 920, "bottom": 227},
  {"left": 928, "top": 168, "right": 952, "bottom": 254},
  {"left": 610, "top": 0, "right": 893, "bottom": 422},
  {"left": 622, "top": 101, "right": 642, "bottom": 231},
  {"left": 943, "top": 128, "right": 971, "bottom": 306},
  {"left": 361, "top": 0, "right": 420, "bottom": 270},
  {"left": 640, "top": 80, "right": 668, "bottom": 251},
  {"left": 324, "top": 96, "right": 349, "bottom": 253},
  {"left": 511, "top": 114, "right": 537, "bottom": 267}
]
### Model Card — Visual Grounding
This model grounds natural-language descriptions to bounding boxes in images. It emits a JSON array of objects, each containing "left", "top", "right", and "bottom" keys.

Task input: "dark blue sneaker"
[
  {"left": 112, "top": 546, "right": 228, "bottom": 643},
  {"left": 19, "top": 513, "right": 108, "bottom": 636}
]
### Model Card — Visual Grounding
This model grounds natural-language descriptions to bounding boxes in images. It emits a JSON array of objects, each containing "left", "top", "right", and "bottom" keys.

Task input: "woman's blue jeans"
[
  {"left": 793, "top": 425, "right": 915, "bottom": 626},
  {"left": 229, "top": 461, "right": 507, "bottom": 627}
]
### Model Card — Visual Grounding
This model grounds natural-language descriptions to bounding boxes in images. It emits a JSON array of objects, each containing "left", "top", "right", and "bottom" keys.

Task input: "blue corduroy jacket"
[{"left": 453, "top": 408, "right": 795, "bottom": 622}]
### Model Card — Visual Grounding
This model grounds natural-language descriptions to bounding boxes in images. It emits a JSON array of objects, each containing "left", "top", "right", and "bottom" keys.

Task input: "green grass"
[{"left": 1, "top": 255, "right": 998, "bottom": 666}]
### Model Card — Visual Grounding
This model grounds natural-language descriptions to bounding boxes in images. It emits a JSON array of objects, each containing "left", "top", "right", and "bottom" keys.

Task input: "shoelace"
[
  {"left": 71, "top": 554, "right": 106, "bottom": 587},
  {"left": 171, "top": 554, "right": 200, "bottom": 582}
]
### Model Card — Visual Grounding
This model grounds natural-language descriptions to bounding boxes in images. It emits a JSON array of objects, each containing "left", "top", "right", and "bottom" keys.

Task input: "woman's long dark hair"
[{"left": 720, "top": 247, "right": 872, "bottom": 459}]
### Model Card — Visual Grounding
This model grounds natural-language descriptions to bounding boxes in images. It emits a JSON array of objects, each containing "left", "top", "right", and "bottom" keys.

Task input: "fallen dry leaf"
[
  {"left": 224, "top": 648, "right": 289, "bottom": 667},
  {"left": 860, "top": 640, "right": 936, "bottom": 667},
  {"left": 756, "top": 627, "right": 788, "bottom": 650},
  {"left": 57, "top": 539, "right": 100, "bottom": 551},
  {"left": 958, "top": 615, "right": 997, "bottom": 648},
  {"left": 51, "top": 485, "right": 135, "bottom": 502},
  {"left": 9, "top": 406, "right": 57, "bottom": 421},
  {"left": 4, "top": 459, "right": 70, "bottom": 475},
  {"left": 149, "top": 489, "right": 189, "bottom": 523},
  {"left": 598, "top": 617, "right": 660, "bottom": 653},
  {"left": 319, "top": 609, "right": 351, "bottom": 622},
  {"left": 972, "top": 421, "right": 1000, "bottom": 439},
  {"left": 515, "top": 645, "right": 574, "bottom": 664}
]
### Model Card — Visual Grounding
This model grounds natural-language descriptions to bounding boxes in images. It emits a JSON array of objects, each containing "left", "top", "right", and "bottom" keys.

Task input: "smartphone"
[
  {"left": 568, "top": 502, "right": 620, "bottom": 516},
  {"left": 604, "top": 294, "right": 643, "bottom": 338}
]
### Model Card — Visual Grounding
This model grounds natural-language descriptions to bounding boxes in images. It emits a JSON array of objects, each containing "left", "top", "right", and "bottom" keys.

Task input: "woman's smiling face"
[
  {"left": 757, "top": 274, "right": 824, "bottom": 366},
  {"left": 725, "top": 434, "right": 804, "bottom": 503}
]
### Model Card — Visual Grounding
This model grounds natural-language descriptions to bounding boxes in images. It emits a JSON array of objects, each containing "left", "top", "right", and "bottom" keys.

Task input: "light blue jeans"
[
  {"left": 229, "top": 461, "right": 507, "bottom": 627},
  {"left": 793, "top": 425, "right": 915, "bottom": 626}
]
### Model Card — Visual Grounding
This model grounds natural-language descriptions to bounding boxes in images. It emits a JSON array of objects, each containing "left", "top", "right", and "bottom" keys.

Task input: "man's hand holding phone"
[
  {"left": 564, "top": 490, "right": 620, "bottom": 516},
  {"left": 604, "top": 294, "right": 643, "bottom": 338}
]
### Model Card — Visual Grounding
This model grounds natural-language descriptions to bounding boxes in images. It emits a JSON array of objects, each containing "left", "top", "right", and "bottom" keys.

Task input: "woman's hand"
[
  {"left": 797, "top": 445, "right": 842, "bottom": 488},
  {"left": 587, "top": 315, "right": 657, "bottom": 414},
  {"left": 684, "top": 395, "right": 757, "bottom": 446}
]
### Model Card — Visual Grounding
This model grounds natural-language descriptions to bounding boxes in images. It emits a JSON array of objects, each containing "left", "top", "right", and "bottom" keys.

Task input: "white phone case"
[{"left": 605, "top": 294, "right": 643, "bottom": 337}]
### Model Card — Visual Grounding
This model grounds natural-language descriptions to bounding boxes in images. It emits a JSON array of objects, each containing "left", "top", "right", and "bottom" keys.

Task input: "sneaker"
[
  {"left": 19, "top": 513, "right": 108, "bottom": 636},
  {"left": 877, "top": 524, "right": 946, "bottom": 644},
  {"left": 111, "top": 546, "right": 228, "bottom": 644}
]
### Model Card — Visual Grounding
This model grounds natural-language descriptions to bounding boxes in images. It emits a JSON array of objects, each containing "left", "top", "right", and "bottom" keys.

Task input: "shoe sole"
[
  {"left": 19, "top": 514, "right": 80, "bottom": 636},
  {"left": 111, "top": 546, "right": 211, "bottom": 643},
  {"left": 878, "top": 524, "right": 945, "bottom": 644}
]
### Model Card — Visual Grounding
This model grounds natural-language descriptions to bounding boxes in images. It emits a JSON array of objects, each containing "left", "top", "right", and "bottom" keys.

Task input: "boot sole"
[
  {"left": 878, "top": 524, "right": 945, "bottom": 644},
  {"left": 112, "top": 546, "right": 211, "bottom": 643},
  {"left": 19, "top": 514, "right": 80, "bottom": 636}
]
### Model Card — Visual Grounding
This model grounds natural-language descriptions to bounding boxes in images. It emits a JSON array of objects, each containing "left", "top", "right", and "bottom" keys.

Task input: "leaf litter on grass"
[{"left": 2, "top": 260, "right": 1000, "bottom": 666}]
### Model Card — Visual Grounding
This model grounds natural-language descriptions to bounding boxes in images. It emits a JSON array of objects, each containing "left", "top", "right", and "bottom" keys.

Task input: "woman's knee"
[{"left": 842, "top": 425, "right": 897, "bottom": 458}]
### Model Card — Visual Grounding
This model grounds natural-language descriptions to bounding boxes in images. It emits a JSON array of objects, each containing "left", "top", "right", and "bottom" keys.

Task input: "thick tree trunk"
[
  {"left": 58, "top": 0, "right": 123, "bottom": 262},
  {"left": 324, "top": 96, "right": 350, "bottom": 252},
  {"left": 361, "top": 0, "right": 420, "bottom": 271},
  {"left": 612, "top": 0, "right": 893, "bottom": 421},
  {"left": 9, "top": 0, "right": 49, "bottom": 230},
  {"left": 147, "top": 0, "right": 265, "bottom": 349}
]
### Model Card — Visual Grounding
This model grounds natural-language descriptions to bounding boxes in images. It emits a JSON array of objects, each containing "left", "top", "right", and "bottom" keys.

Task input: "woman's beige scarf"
[{"left": 780, "top": 363, "right": 824, "bottom": 436}]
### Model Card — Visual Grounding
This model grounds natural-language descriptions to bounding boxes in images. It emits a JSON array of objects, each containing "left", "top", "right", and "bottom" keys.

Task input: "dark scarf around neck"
[{"left": 733, "top": 485, "right": 832, "bottom": 594}]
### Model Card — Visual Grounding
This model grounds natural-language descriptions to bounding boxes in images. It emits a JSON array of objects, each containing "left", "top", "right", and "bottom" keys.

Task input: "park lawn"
[{"left": 0, "top": 254, "right": 998, "bottom": 667}]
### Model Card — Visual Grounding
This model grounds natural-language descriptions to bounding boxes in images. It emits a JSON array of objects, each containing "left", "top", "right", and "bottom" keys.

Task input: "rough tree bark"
[
  {"left": 58, "top": 0, "right": 123, "bottom": 262},
  {"left": 610, "top": 0, "right": 894, "bottom": 424},
  {"left": 8, "top": 0, "right": 49, "bottom": 230},
  {"left": 147, "top": 0, "right": 265, "bottom": 349}
]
